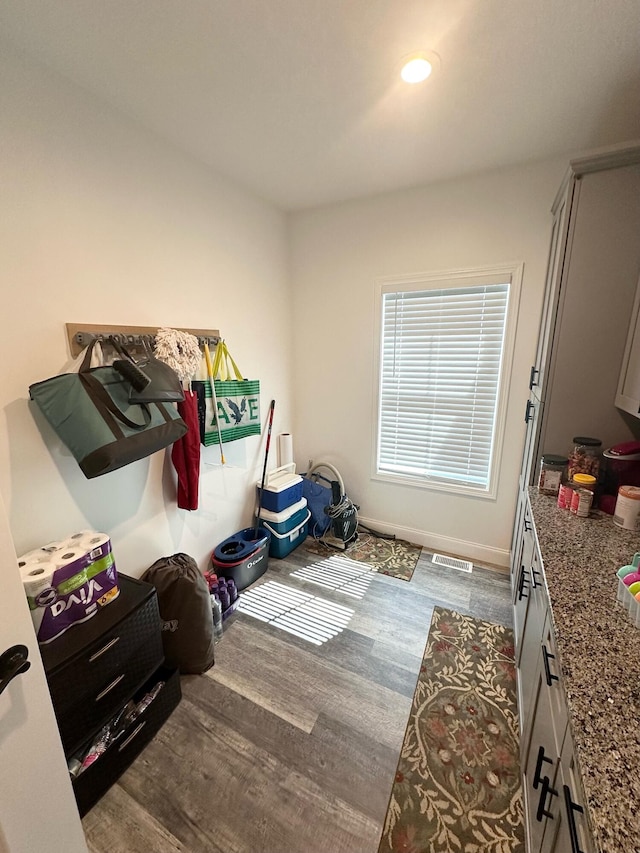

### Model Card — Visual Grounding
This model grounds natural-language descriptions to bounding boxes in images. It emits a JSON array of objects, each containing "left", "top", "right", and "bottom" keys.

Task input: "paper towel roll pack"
[{"left": 18, "top": 530, "right": 119, "bottom": 644}]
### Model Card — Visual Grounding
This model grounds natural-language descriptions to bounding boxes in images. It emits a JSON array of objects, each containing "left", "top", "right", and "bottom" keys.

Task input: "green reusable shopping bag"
[{"left": 194, "top": 341, "right": 261, "bottom": 446}]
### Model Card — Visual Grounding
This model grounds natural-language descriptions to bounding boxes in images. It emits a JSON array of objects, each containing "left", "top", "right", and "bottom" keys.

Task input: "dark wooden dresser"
[{"left": 40, "top": 573, "right": 181, "bottom": 816}]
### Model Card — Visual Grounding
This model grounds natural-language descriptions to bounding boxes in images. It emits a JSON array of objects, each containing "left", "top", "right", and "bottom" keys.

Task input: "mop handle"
[
  {"left": 255, "top": 399, "right": 276, "bottom": 536},
  {"left": 204, "top": 342, "right": 225, "bottom": 464}
]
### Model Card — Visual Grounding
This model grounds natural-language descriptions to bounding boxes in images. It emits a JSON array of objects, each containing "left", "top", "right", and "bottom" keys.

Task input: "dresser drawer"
[
  {"left": 56, "top": 629, "right": 164, "bottom": 756},
  {"left": 46, "top": 592, "right": 161, "bottom": 712},
  {"left": 73, "top": 666, "right": 181, "bottom": 817}
]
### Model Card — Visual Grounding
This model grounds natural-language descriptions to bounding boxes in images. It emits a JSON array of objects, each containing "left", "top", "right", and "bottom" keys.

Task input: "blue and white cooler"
[
  {"left": 259, "top": 497, "right": 310, "bottom": 559},
  {"left": 257, "top": 465, "right": 309, "bottom": 558}
]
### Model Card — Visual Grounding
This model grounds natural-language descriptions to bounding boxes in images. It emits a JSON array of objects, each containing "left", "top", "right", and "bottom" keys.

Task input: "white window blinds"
[{"left": 377, "top": 280, "right": 510, "bottom": 490}]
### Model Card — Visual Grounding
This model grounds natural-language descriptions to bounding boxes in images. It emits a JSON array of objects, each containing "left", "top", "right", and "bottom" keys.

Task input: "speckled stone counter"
[{"left": 528, "top": 488, "right": 640, "bottom": 853}]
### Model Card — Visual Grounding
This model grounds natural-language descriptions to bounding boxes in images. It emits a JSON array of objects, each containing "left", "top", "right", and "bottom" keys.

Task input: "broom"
[{"left": 254, "top": 399, "right": 276, "bottom": 537}]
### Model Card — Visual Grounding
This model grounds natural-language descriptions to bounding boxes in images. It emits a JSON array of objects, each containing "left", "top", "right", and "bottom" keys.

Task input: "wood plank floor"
[{"left": 82, "top": 546, "right": 513, "bottom": 853}]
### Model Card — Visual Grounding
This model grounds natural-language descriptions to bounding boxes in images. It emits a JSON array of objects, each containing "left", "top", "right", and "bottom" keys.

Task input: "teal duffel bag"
[{"left": 29, "top": 341, "right": 187, "bottom": 479}]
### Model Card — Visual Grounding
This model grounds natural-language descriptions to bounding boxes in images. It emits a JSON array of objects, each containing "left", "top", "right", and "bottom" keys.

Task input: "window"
[{"left": 375, "top": 265, "right": 521, "bottom": 497}]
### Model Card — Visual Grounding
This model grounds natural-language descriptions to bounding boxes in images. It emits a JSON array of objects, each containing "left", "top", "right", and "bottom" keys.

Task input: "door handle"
[
  {"left": 563, "top": 785, "right": 586, "bottom": 853},
  {"left": 518, "top": 567, "right": 529, "bottom": 600},
  {"left": 536, "top": 774, "right": 558, "bottom": 822},
  {"left": 0, "top": 645, "right": 31, "bottom": 697},
  {"left": 533, "top": 745, "right": 553, "bottom": 789},
  {"left": 542, "top": 645, "right": 559, "bottom": 686}
]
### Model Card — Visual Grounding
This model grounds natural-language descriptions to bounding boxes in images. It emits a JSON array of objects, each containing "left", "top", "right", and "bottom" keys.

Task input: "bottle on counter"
[
  {"left": 538, "top": 454, "right": 568, "bottom": 496},
  {"left": 613, "top": 485, "right": 640, "bottom": 531},
  {"left": 569, "top": 473, "right": 596, "bottom": 517},
  {"left": 567, "top": 436, "right": 602, "bottom": 481}
]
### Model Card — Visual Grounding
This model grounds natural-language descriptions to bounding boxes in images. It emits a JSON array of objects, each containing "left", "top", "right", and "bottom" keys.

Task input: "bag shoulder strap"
[
  {"left": 77, "top": 344, "right": 152, "bottom": 431},
  {"left": 79, "top": 371, "right": 152, "bottom": 430},
  {"left": 212, "top": 341, "right": 244, "bottom": 381}
]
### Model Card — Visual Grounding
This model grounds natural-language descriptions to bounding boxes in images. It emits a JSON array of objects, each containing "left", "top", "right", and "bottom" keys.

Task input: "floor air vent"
[{"left": 432, "top": 553, "right": 473, "bottom": 573}]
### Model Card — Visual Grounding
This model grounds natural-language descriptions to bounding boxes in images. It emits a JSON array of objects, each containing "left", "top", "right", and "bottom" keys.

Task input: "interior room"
[{"left": 1, "top": 2, "right": 640, "bottom": 852}]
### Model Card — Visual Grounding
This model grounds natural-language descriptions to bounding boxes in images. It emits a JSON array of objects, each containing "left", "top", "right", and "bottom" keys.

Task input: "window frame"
[{"left": 371, "top": 263, "right": 523, "bottom": 499}]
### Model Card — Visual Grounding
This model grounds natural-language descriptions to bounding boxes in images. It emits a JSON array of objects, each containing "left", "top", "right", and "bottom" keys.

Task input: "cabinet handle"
[
  {"left": 542, "top": 645, "right": 559, "bottom": 686},
  {"left": 518, "top": 567, "right": 529, "bottom": 600},
  {"left": 95, "top": 673, "right": 125, "bottom": 702},
  {"left": 536, "top": 774, "right": 557, "bottom": 822},
  {"left": 88, "top": 636, "right": 120, "bottom": 663},
  {"left": 524, "top": 400, "right": 535, "bottom": 423},
  {"left": 533, "top": 745, "right": 553, "bottom": 789},
  {"left": 118, "top": 721, "right": 146, "bottom": 752},
  {"left": 524, "top": 518, "right": 533, "bottom": 532},
  {"left": 529, "top": 365, "right": 540, "bottom": 389},
  {"left": 563, "top": 785, "right": 586, "bottom": 853},
  {"left": 0, "top": 645, "right": 30, "bottom": 697}
]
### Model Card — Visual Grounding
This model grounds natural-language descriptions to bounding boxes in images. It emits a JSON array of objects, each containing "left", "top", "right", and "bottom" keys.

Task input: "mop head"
[{"left": 154, "top": 328, "right": 202, "bottom": 383}]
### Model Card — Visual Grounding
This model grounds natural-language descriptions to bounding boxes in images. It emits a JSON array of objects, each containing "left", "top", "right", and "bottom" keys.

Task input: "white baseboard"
[{"left": 357, "top": 515, "right": 510, "bottom": 569}]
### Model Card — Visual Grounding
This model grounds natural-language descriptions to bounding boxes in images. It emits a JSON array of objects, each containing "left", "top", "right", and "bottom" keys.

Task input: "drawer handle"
[
  {"left": 88, "top": 636, "right": 121, "bottom": 663},
  {"left": 518, "top": 567, "right": 529, "bottom": 601},
  {"left": 95, "top": 673, "right": 125, "bottom": 702},
  {"left": 563, "top": 784, "right": 585, "bottom": 853},
  {"left": 524, "top": 518, "right": 533, "bottom": 532},
  {"left": 542, "top": 645, "right": 559, "bottom": 687},
  {"left": 536, "top": 774, "right": 557, "bottom": 822},
  {"left": 525, "top": 400, "right": 535, "bottom": 423},
  {"left": 118, "top": 721, "right": 146, "bottom": 752},
  {"left": 531, "top": 568, "right": 541, "bottom": 589},
  {"left": 533, "top": 745, "right": 553, "bottom": 790}
]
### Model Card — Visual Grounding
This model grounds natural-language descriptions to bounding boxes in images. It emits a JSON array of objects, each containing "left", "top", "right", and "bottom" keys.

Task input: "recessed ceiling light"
[{"left": 400, "top": 53, "right": 436, "bottom": 84}]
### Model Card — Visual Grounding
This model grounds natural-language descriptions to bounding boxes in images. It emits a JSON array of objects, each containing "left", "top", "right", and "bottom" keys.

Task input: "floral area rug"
[
  {"left": 378, "top": 607, "right": 524, "bottom": 853},
  {"left": 303, "top": 530, "right": 422, "bottom": 581}
]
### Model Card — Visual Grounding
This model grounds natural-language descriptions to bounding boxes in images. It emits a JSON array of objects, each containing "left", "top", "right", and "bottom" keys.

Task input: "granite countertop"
[{"left": 528, "top": 488, "right": 640, "bottom": 853}]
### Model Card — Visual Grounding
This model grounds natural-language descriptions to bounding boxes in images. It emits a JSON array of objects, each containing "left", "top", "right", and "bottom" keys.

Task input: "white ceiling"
[{"left": 2, "top": 0, "right": 640, "bottom": 210}]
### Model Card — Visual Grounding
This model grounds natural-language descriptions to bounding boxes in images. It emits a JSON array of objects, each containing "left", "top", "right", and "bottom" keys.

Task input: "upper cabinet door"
[
  {"left": 529, "top": 181, "right": 573, "bottom": 404},
  {"left": 616, "top": 271, "right": 640, "bottom": 417}
]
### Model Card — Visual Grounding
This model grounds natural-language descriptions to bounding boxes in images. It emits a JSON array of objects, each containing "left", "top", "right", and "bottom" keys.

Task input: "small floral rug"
[
  {"left": 303, "top": 531, "right": 422, "bottom": 581},
  {"left": 378, "top": 607, "right": 524, "bottom": 853}
]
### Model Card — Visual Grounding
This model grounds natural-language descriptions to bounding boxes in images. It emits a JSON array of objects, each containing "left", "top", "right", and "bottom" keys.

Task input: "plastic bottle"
[
  {"left": 211, "top": 594, "right": 223, "bottom": 641},
  {"left": 227, "top": 578, "right": 238, "bottom": 603},
  {"left": 218, "top": 580, "right": 230, "bottom": 611}
]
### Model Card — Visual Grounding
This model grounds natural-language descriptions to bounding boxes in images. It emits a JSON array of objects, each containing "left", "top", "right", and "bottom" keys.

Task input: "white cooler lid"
[
  {"left": 257, "top": 467, "right": 303, "bottom": 494},
  {"left": 258, "top": 497, "right": 307, "bottom": 524}
]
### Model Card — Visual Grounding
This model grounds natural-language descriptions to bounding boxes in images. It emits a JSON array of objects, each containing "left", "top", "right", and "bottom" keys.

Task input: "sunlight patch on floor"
[
  {"left": 237, "top": 580, "right": 354, "bottom": 645},
  {"left": 290, "top": 555, "right": 376, "bottom": 598}
]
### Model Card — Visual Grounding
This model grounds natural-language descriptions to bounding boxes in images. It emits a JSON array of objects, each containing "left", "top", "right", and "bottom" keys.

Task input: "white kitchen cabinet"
[
  {"left": 520, "top": 144, "right": 640, "bottom": 489},
  {"left": 514, "top": 513, "right": 594, "bottom": 853},
  {"left": 615, "top": 271, "right": 640, "bottom": 417}
]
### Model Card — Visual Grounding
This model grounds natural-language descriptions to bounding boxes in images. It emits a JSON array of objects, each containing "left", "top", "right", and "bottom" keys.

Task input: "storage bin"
[
  {"left": 258, "top": 497, "right": 307, "bottom": 534},
  {"left": 263, "top": 510, "right": 310, "bottom": 559},
  {"left": 72, "top": 665, "right": 181, "bottom": 816},
  {"left": 257, "top": 463, "right": 303, "bottom": 513}
]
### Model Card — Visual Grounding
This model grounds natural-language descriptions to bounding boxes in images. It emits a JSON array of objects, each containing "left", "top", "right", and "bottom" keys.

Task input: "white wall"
[
  {"left": 289, "top": 159, "right": 567, "bottom": 566},
  {"left": 0, "top": 46, "right": 293, "bottom": 576}
]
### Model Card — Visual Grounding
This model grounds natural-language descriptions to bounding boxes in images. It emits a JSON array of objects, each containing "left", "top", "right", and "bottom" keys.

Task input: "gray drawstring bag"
[{"left": 142, "top": 553, "right": 215, "bottom": 674}]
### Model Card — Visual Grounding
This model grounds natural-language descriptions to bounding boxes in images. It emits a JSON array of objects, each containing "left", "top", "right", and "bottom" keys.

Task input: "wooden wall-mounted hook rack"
[{"left": 66, "top": 323, "right": 221, "bottom": 357}]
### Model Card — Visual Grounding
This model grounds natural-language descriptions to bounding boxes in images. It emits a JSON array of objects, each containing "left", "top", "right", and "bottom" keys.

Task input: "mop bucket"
[{"left": 211, "top": 527, "right": 270, "bottom": 591}]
